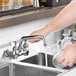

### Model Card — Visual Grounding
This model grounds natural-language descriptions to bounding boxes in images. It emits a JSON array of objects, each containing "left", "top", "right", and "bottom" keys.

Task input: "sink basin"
[
  {"left": 13, "top": 53, "right": 64, "bottom": 76},
  {"left": 20, "top": 52, "right": 76, "bottom": 69},
  {"left": 20, "top": 53, "right": 55, "bottom": 68},
  {"left": 14, "top": 64, "right": 60, "bottom": 76},
  {"left": 21, "top": 53, "right": 46, "bottom": 66},
  {"left": 12, "top": 52, "right": 76, "bottom": 76}
]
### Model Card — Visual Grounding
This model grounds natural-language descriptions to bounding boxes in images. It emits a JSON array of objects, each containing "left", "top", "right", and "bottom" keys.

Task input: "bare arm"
[
  {"left": 30, "top": 0, "right": 76, "bottom": 42},
  {"left": 44, "top": 0, "right": 76, "bottom": 35},
  {"left": 30, "top": 0, "right": 76, "bottom": 67}
]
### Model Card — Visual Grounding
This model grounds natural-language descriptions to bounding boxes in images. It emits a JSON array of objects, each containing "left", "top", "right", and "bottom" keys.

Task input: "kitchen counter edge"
[{"left": 0, "top": 5, "right": 65, "bottom": 29}]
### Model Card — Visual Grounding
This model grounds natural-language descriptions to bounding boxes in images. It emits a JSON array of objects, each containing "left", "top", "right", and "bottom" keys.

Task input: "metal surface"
[
  {"left": 14, "top": 64, "right": 60, "bottom": 76},
  {"left": 20, "top": 53, "right": 57, "bottom": 68},
  {"left": 21, "top": 35, "right": 47, "bottom": 46},
  {"left": 20, "top": 52, "right": 76, "bottom": 70},
  {"left": 21, "top": 53, "right": 46, "bottom": 66},
  {"left": 9, "top": 63, "right": 15, "bottom": 76},
  {"left": 0, "top": 65, "right": 9, "bottom": 76}
]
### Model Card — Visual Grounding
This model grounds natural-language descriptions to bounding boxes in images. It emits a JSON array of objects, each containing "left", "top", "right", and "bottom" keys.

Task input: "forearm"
[{"left": 44, "top": 0, "right": 76, "bottom": 35}]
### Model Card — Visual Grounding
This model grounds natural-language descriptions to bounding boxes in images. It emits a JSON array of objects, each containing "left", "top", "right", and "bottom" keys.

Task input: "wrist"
[
  {"left": 43, "top": 24, "right": 52, "bottom": 36},
  {"left": 42, "top": 27, "right": 49, "bottom": 37}
]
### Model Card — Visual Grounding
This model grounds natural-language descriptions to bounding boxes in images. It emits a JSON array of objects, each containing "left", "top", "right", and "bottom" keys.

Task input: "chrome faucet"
[
  {"left": 21, "top": 35, "right": 47, "bottom": 46},
  {"left": 2, "top": 35, "right": 47, "bottom": 59}
]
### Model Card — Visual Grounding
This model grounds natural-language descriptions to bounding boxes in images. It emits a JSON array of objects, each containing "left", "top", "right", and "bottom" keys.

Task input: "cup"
[{"left": 52, "top": 50, "right": 65, "bottom": 69}]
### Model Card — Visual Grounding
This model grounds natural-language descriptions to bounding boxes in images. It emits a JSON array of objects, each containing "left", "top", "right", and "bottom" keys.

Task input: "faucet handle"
[
  {"left": 21, "top": 35, "right": 47, "bottom": 47},
  {"left": 2, "top": 49, "right": 16, "bottom": 59}
]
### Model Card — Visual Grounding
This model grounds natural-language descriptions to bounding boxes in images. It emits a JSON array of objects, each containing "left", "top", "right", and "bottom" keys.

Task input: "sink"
[
  {"left": 19, "top": 52, "right": 76, "bottom": 76},
  {"left": 21, "top": 53, "right": 46, "bottom": 66},
  {"left": 11, "top": 52, "right": 76, "bottom": 76},
  {"left": 14, "top": 64, "right": 60, "bottom": 76},
  {"left": 13, "top": 53, "right": 66, "bottom": 76},
  {"left": 20, "top": 53, "right": 56, "bottom": 68},
  {"left": 20, "top": 52, "right": 76, "bottom": 70},
  {"left": 12, "top": 53, "right": 61, "bottom": 76}
]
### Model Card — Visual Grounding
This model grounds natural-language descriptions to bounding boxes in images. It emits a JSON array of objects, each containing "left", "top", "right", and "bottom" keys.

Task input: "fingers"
[
  {"left": 29, "top": 39, "right": 40, "bottom": 43},
  {"left": 59, "top": 58, "right": 74, "bottom": 67},
  {"left": 61, "top": 59, "right": 69, "bottom": 67},
  {"left": 68, "top": 62, "right": 74, "bottom": 67},
  {"left": 58, "top": 57, "right": 69, "bottom": 67},
  {"left": 58, "top": 54, "right": 65, "bottom": 64},
  {"left": 62, "top": 61, "right": 74, "bottom": 67},
  {"left": 58, "top": 55, "right": 74, "bottom": 68}
]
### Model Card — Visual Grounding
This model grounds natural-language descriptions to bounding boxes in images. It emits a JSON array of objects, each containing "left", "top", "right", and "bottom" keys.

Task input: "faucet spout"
[{"left": 21, "top": 35, "right": 47, "bottom": 47}]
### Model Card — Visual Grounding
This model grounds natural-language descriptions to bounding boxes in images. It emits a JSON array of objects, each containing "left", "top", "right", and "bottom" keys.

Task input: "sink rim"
[
  {"left": 13, "top": 60, "right": 65, "bottom": 73},
  {"left": 11, "top": 52, "right": 67, "bottom": 73}
]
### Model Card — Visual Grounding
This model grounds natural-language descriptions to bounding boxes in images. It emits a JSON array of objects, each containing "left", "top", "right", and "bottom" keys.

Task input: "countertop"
[{"left": 0, "top": 5, "right": 65, "bottom": 29}]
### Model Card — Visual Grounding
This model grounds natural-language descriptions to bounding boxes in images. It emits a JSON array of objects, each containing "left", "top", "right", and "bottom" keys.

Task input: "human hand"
[
  {"left": 30, "top": 28, "right": 48, "bottom": 43},
  {"left": 58, "top": 43, "right": 76, "bottom": 68}
]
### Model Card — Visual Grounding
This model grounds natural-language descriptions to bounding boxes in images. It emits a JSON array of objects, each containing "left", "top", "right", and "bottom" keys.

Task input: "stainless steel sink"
[
  {"left": 5, "top": 52, "right": 76, "bottom": 76},
  {"left": 21, "top": 53, "right": 46, "bottom": 66},
  {"left": 20, "top": 52, "right": 76, "bottom": 70},
  {"left": 20, "top": 53, "right": 55, "bottom": 68},
  {"left": 14, "top": 64, "right": 60, "bottom": 76},
  {"left": 13, "top": 52, "right": 67, "bottom": 76}
]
